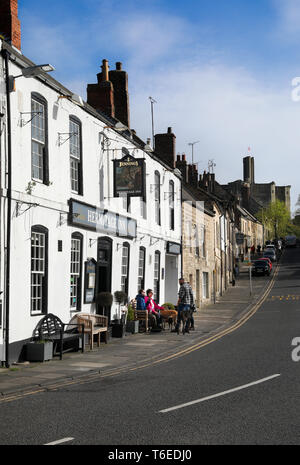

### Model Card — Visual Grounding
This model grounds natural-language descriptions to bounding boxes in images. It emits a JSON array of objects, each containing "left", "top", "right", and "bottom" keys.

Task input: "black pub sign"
[
  {"left": 113, "top": 154, "right": 145, "bottom": 198},
  {"left": 69, "top": 199, "right": 137, "bottom": 239}
]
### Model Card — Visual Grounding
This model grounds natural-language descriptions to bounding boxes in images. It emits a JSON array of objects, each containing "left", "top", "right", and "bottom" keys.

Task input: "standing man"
[{"left": 175, "top": 277, "right": 195, "bottom": 334}]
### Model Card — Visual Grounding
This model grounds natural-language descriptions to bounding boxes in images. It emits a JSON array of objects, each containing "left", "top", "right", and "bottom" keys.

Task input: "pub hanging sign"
[{"left": 113, "top": 154, "right": 145, "bottom": 198}]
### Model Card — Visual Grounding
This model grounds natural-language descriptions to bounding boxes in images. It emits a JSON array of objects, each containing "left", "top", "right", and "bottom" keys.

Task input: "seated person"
[
  {"left": 135, "top": 289, "right": 146, "bottom": 310},
  {"left": 144, "top": 289, "right": 163, "bottom": 328}
]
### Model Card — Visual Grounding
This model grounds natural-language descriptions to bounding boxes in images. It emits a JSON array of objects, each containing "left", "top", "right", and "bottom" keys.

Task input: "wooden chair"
[{"left": 134, "top": 309, "right": 149, "bottom": 332}]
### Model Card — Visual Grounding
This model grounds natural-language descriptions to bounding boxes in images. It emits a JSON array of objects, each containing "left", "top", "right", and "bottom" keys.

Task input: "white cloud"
[
  {"left": 130, "top": 61, "right": 300, "bottom": 212},
  {"left": 273, "top": 0, "right": 300, "bottom": 37},
  {"left": 20, "top": 3, "right": 300, "bottom": 213}
]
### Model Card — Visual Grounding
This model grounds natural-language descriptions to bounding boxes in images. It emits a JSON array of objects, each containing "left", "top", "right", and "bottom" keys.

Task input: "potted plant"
[
  {"left": 25, "top": 340, "right": 53, "bottom": 362},
  {"left": 126, "top": 303, "right": 139, "bottom": 334},
  {"left": 96, "top": 291, "right": 113, "bottom": 315},
  {"left": 114, "top": 290, "right": 128, "bottom": 323}
]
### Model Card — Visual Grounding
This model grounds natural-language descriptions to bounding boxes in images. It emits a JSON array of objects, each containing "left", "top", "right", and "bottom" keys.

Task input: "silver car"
[{"left": 263, "top": 249, "right": 276, "bottom": 262}]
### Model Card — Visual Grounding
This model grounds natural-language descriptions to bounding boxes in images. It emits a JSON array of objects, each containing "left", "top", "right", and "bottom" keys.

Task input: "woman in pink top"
[{"left": 145, "top": 289, "right": 163, "bottom": 328}]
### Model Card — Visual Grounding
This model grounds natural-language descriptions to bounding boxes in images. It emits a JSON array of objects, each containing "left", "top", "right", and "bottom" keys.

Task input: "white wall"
[{"left": 1, "top": 56, "right": 182, "bottom": 349}]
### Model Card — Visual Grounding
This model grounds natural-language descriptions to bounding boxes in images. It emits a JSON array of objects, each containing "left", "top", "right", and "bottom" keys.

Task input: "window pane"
[
  {"left": 32, "top": 141, "right": 44, "bottom": 181},
  {"left": 70, "top": 237, "right": 81, "bottom": 309},
  {"left": 70, "top": 120, "right": 80, "bottom": 160},
  {"left": 31, "top": 231, "right": 46, "bottom": 314}
]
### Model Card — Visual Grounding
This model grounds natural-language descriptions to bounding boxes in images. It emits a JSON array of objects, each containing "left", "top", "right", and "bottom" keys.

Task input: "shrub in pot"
[
  {"left": 114, "top": 290, "right": 128, "bottom": 323},
  {"left": 126, "top": 304, "right": 139, "bottom": 334},
  {"left": 96, "top": 291, "right": 113, "bottom": 318}
]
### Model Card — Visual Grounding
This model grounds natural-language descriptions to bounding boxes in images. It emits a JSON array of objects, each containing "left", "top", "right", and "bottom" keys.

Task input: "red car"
[{"left": 257, "top": 257, "right": 272, "bottom": 271}]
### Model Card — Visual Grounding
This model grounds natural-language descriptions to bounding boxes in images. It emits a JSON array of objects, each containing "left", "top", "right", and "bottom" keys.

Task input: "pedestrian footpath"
[{"left": 0, "top": 263, "right": 275, "bottom": 398}]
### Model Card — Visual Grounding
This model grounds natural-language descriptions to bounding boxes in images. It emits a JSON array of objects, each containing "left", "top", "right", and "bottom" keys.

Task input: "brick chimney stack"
[
  {"left": 154, "top": 127, "right": 176, "bottom": 169},
  {"left": 0, "top": 0, "right": 21, "bottom": 50},
  {"left": 199, "top": 172, "right": 215, "bottom": 193},
  {"left": 188, "top": 164, "right": 198, "bottom": 187},
  {"left": 87, "top": 59, "right": 115, "bottom": 119},
  {"left": 175, "top": 154, "right": 188, "bottom": 183},
  {"left": 109, "top": 62, "right": 130, "bottom": 128},
  {"left": 243, "top": 156, "right": 254, "bottom": 184}
]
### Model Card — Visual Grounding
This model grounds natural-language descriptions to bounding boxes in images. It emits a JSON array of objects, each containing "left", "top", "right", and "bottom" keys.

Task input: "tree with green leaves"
[{"left": 257, "top": 200, "right": 290, "bottom": 240}]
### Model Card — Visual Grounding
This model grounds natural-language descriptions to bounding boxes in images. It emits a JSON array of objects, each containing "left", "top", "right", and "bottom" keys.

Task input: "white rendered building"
[{"left": 0, "top": 37, "right": 182, "bottom": 364}]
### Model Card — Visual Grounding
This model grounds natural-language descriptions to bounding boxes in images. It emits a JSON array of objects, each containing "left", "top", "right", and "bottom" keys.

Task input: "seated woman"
[{"left": 144, "top": 289, "right": 164, "bottom": 328}]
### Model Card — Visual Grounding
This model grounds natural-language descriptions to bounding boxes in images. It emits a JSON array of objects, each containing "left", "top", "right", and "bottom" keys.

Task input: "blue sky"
[{"left": 18, "top": 0, "right": 300, "bottom": 213}]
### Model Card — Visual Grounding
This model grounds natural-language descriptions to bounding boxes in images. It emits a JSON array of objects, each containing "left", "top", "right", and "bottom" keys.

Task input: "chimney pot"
[
  {"left": 177, "top": 154, "right": 180, "bottom": 161},
  {"left": 168, "top": 127, "right": 172, "bottom": 134},
  {"left": 182, "top": 154, "right": 186, "bottom": 161},
  {"left": 116, "top": 62, "right": 122, "bottom": 71},
  {"left": 0, "top": 0, "right": 21, "bottom": 50},
  {"left": 101, "top": 59, "right": 109, "bottom": 82}
]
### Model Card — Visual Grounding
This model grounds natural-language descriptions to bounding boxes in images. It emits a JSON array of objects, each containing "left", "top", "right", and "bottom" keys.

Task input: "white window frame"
[
  {"left": 137, "top": 247, "right": 145, "bottom": 292},
  {"left": 121, "top": 245, "right": 129, "bottom": 294},
  {"left": 31, "top": 230, "right": 46, "bottom": 315},
  {"left": 69, "top": 119, "right": 81, "bottom": 194},
  {"left": 31, "top": 97, "right": 46, "bottom": 182},
  {"left": 70, "top": 237, "right": 81, "bottom": 310}
]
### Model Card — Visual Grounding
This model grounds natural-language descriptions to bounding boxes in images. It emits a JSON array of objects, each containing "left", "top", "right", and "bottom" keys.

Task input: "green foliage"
[
  {"left": 257, "top": 200, "right": 290, "bottom": 239},
  {"left": 127, "top": 304, "right": 135, "bottom": 321},
  {"left": 162, "top": 302, "right": 175, "bottom": 310},
  {"left": 287, "top": 221, "right": 300, "bottom": 238},
  {"left": 114, "top": 290, "right": 127, "bottom": 304},
  {"left": 96, "top": 292, "right": 113, "bottom": 307}
]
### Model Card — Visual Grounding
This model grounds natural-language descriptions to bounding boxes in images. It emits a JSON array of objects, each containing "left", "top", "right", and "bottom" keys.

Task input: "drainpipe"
[
  {"left": 3, "top": 49, "right": 12, "bottom": 368},
  {"left": 180, "top": 180, "right": 183, "bottom": 277}
]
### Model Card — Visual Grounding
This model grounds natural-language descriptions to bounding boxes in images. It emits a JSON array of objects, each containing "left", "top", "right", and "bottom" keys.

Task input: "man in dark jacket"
[
  {"left": 175, "top": 277, "right": 195, "bottom": 334},
  {"left": 136, "top": 289, "right": 146, "bottom": 310}
]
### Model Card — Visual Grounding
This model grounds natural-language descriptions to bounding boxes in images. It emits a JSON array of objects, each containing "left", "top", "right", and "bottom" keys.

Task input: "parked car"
[
  {"left": 265, "top": 244, "right": 275, "bottom": 250},
  {"left": 263, "top": 249, "right": 276, "bottom": 262},
  {"left": 285, "top": 235, "right": 297, "bottom": 248},
  {"left": 257, "top": 257, "right": 272, "bottom": 271},
  {"left": 253, "top": 260, "right": 270, "bottom": 276}
]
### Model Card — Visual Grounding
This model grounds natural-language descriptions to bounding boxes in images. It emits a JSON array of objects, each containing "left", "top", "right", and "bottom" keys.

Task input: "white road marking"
[
  {"left": 45, "top": 437, "right": 74, "bottom": 445},
  {"left": 159, "top": 374, "right": 281, "bottom": 413}
]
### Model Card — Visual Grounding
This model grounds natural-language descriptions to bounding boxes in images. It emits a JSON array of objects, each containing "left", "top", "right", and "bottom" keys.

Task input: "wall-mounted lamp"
[
  {"left": 59, "top": 211, "right": 79, "bottom": 226},
  {"left": 104, "top": 121, "right": 128, "bottom": 132},
  {"left": 58, "top": 93, "right": 84, "bottom": 107},
  {"left": 144, "top": 144, "right": 153, "bottom": 153},
  {"left": 9, "top": 64, "right": 55, "bottom": 92},
  {"left": 58, "top": 131, "right": 78, "bottom": 146}
]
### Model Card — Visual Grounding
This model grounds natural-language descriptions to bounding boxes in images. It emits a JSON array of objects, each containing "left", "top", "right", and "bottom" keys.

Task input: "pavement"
[{"left": 0, "top": 261, "right": 277, "bottom": 398}]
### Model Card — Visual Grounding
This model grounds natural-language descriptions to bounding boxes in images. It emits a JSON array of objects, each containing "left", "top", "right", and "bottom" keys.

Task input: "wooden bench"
[
  {"left": 75, "top": 313, "right": 108, "bottom": 350},
  {"left": 33, "top": 313, "right": 84, "bottom": 360}
]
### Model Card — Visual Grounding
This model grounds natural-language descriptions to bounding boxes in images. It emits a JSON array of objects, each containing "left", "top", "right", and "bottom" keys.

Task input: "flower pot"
[
  {"left": 126, "top": 320, "right": 139, "bottom": 334},
  {"left": 26, "top": 341, "right": 53, "bottom": 362},
  {"left": 111, "top": 323, "right": 125, "bottom": 338}
]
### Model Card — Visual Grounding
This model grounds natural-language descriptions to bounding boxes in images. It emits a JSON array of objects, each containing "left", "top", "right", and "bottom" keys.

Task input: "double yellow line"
[
  {"left": 0, "top": 259, "right": 280, "bottom": 403},
  {"left": 125, "top": 258, "right": 281, "bottom": 369}
]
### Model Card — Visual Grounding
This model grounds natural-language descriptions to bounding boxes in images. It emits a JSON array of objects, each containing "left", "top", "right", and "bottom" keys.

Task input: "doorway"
[{"left": 96, "top": 237, "right": 112, "bottom": 321}]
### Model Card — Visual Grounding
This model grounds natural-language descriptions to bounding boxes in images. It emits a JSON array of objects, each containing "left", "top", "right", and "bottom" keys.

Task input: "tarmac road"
[{"left": 0, "top": 247, "right": 300, "bottom": 446}]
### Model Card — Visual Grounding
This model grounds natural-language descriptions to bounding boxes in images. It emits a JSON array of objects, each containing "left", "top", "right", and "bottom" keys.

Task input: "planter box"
[
  {"left": 126, "top": 320, "right": 139, "bottom": 334},
  {"left": 111, "top": 323, "right": 125, "bottom": 338},
  {"left": 26, "top": 341, "right": 53, "bottom": 362}
]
